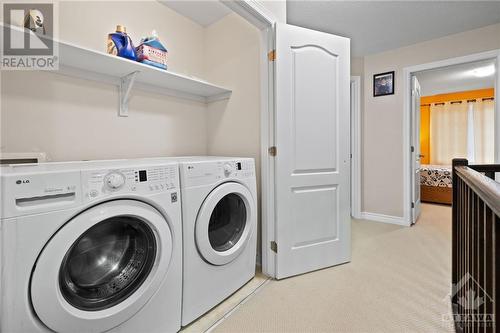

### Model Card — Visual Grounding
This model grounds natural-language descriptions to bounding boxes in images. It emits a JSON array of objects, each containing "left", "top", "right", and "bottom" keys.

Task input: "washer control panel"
[
  {"left": 182, "top": 159, "right": 255, "bottom": 187},
  {"left": 82, "top": 164, "right": 178, "bottom": 201}
]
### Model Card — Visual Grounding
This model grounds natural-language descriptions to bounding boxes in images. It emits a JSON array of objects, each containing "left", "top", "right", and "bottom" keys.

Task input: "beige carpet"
[{"left": 213, "top": 204, "right": 455, "bottom": 333}]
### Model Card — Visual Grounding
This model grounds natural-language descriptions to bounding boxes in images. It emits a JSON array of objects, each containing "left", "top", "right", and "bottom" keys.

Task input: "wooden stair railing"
[{"left": 452, "top": 158, "right": 500, "bottom": 332}]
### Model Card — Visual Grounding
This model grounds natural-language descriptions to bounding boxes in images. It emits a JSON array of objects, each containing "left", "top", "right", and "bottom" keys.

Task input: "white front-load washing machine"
[
  {"left": 178, "top": 157, "right": 257, "bottom": 325},
  {"left": 0, "top": 159, "right": 182, "bottom": 333}
]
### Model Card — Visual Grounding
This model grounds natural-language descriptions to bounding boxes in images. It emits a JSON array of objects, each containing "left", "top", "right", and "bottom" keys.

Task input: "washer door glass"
[
  {"left": 195, "top": 182, "right": 255, "bottom": 266},
  {"left": 59, "top": 216, "right": 156, "bottom": 311},
  {"left": 208, "top": 193, "right": 246, "bottom": 252}
]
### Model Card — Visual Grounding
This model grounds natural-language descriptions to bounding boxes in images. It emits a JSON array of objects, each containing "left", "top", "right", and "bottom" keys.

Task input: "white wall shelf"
[{"left": 3, "top": 24, "right": 232, "bottom": 116}]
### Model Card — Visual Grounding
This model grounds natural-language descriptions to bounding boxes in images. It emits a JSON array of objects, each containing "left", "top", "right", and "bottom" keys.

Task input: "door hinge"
[
  {"left": 411, "top": 202, "right": 415, "bottom": 208},
  {"left": 270, "top": 241, "right": 278, "bottom": 253},
  {"left": 411, "top": 146, "right": 415, "bottom": 153},
  {"left": 268, "top": 146, "right": 277, "bottom": 156},
  {"left": 268, "top": 50, "right": 276, "bottom": 62}
]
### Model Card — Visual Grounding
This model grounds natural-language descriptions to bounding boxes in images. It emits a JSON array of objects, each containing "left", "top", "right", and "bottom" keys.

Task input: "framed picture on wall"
[{"left": 373, "top": 71, "right": 395, "bottom": 97}]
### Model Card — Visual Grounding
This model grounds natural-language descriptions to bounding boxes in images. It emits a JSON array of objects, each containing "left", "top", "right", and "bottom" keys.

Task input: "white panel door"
[
  {"left": 411, "top": 76, "right": 422, "bottom": 224},
  {"left": 274, "top": 23, "right": 351, "bottom": 279}
]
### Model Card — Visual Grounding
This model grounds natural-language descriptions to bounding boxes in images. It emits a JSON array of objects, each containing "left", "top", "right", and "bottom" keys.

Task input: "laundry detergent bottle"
[{"left": 107, "top": 25, "right": 137, "bottom": 61}]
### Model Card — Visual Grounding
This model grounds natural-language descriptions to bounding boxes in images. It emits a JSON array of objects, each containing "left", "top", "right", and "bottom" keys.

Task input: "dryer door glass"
[
  {"left": 59, "top": 216, "right": 156, "bottom": 311},
  {"left": 208, "top": 193, "right": 247, "bottom": 252}
]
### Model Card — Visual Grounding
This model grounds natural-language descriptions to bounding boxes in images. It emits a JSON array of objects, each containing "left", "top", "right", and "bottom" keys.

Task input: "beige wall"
[
  {"left": 59, "top": 1, "right": 205, "bottom": 77},
  {"left": 362, "top": 22, "right": 500, "bottom": 217},
  {"left": 351, "top": 56, "right": 364, "bottom": 76},
  {"left": 1, "top": 71, "right": 208, "bottom": 161},
  {"left": 1, "top": 1, "right": 208, "bottom": 161},
  {"left": 204, "top": 13, "right": 261, "bottom": 170}
]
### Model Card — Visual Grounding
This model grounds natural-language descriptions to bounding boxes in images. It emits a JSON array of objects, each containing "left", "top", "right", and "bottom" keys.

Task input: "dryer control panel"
[
  {"left": 181, "top": 159, "right": 255, "bottom": 187},
  {"left": 82, "top": 164, "right": 178, "bottom": 201}
]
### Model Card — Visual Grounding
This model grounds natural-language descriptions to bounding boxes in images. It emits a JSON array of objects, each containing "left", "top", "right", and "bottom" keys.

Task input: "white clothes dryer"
[{"left": 176, "top": 157, "right": 257, "bottom": 325}]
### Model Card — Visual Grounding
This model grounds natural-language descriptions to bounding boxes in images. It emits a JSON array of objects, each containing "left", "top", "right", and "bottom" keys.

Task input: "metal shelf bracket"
[{"left": 119, "top": 71, "right": 140, "bottom": 117}]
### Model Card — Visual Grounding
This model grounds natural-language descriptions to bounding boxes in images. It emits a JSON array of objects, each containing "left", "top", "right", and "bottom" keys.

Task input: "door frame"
[
  {"left": 350, "top": 76, "right": 362, "bottom": 219},
  {"left": 410, "top": 76, "right": 422, "bottom": 224},
  {"left": 402, "top": 49, "right": 500, "bottom": 225},
  {"left": 221, "top": 0, "right": 276, "bottom": 277}
]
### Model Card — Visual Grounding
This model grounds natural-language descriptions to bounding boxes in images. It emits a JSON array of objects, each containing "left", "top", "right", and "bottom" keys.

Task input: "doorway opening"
[
  {"left": 351, "top": 76, "right": 362, "bottom": 219},
  {"left": 404, "top": 51, "right": 500, "bottom": 224}
]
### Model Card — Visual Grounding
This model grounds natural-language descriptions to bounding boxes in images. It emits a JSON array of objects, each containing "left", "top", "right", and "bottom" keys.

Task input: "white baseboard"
[
  {"left": 351, "top": 211, "right": 362, "bottom": 220},
  {"left": 359, "top": 212, "right": 410, "bottom": 226}
]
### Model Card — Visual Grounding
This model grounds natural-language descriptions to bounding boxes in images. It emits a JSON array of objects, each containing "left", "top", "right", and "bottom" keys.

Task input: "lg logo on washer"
[{"left": 15, "top": 179, "right": 30, "bottom": 185}]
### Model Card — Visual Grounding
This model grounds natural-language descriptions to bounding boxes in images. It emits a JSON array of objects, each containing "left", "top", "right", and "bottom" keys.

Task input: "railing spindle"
[{"left": 452, "top": 159, "right": 499, "bottom": 332}]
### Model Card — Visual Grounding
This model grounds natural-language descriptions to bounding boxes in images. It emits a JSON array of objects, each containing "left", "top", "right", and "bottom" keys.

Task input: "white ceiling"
[
  {"left": 159, "top": 1, "right": 231, "bottom": 27},
  {"left": 287, "top": 1, "right": 500, "bottom": 57},
  {"left": 415, "top": 59, "right": 496, "bottom": 96}
]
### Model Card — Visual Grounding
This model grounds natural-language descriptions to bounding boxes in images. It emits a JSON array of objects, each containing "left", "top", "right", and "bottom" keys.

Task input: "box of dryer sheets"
[{"left": 136, "top": 30, "right": 168, "bottom": 70}]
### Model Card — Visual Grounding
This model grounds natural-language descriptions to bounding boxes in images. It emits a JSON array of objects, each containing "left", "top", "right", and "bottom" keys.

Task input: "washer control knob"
[
  {"left": 223, "top": 163, "right": 234, "bottom": 176},
  {"left": 105, "top": 172, "right": 125, "bottom": 190}
]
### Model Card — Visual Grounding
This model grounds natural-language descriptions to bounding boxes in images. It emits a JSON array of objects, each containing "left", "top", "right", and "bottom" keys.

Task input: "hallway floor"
[{"left": 212, "top": 204, "right": 455, "bottom": 333}]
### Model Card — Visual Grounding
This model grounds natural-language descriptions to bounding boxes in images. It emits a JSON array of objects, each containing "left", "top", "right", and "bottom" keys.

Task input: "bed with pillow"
[{"left": 420, "top": 164, "right": 452, "bottom": 205}]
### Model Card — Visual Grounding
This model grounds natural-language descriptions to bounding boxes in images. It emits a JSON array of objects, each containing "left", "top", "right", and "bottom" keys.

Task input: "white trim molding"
[
  {"left": 221, "top": 0, "right": 277, "bottom": 29},
  {"left": 259, "top": 25, "right": 275, "bottom": 278},
  {"left": 402, "top": 49, "right": 500, "bottom": 225},
  {"left": 360, "top": 212, "right": 409, "bottom": 226},
  {"left": 350, "top": 76, "right": 362, "bottom": 219}
]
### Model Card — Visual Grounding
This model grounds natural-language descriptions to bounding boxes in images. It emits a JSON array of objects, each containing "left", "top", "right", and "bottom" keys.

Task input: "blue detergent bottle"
[{"left": 107, "top": 25, "right": 137, "bottom": 61}]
